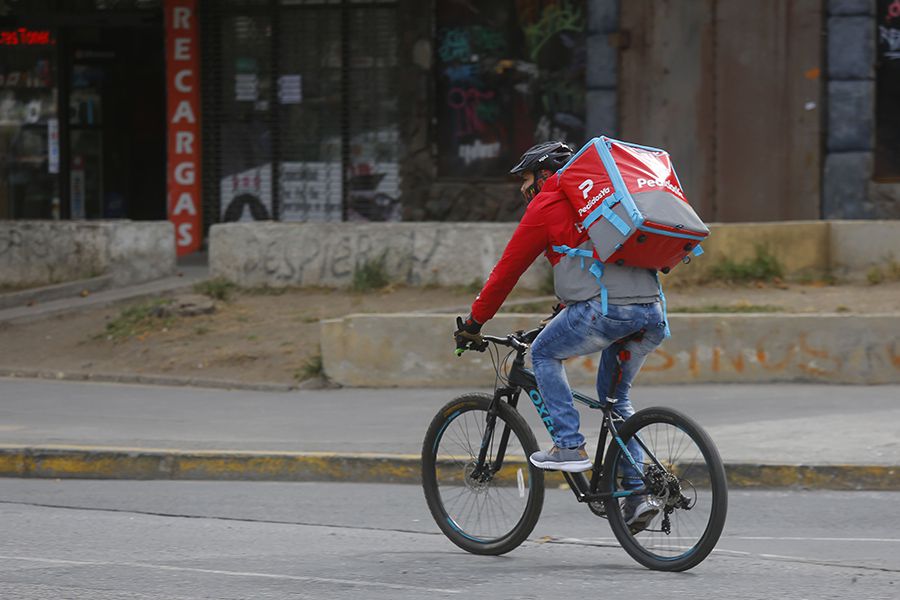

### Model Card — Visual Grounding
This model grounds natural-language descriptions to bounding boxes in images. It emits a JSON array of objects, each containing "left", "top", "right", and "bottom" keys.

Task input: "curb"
[
  {"left": 0, "top": 275, "right": 202, "bottom": 326},
  {"left": 0, "top": 275, "right": 113, "bottom": 311},
  {"left": 1, "top": 446, "right": 897, "bottom": 491},
  {"left": 0, "top": 368, "right": 296, "bottom": 393}
]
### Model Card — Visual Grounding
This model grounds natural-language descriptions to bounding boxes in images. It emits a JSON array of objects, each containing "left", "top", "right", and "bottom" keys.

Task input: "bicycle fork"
[{"left": 471, "top": 389, "right": 520, "bottom": 482}]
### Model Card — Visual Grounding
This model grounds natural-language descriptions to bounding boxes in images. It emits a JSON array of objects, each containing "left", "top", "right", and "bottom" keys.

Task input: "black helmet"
[{"left": 509, "top": 141, "right": 574, "bottom": 175}]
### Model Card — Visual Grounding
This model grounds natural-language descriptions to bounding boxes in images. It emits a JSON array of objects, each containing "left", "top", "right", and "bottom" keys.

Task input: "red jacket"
[{"left": 470, "top": 177, "right": 588, "bottom": 324}]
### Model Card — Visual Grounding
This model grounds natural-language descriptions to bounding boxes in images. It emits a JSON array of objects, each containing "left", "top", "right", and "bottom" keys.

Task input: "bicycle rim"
[
  {"left": 432, "top": 405, "right": 536, "bottom": 544},
  {"left": 607, "top": 414, "right": 726, "bottom": 567}
]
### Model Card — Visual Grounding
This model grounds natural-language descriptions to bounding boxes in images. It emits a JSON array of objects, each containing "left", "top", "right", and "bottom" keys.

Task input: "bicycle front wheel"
[
  {"left": 422, "top": 393, "right": 544, "bottom": 555},
  {"left": 603, "top": 406, "right": 728, "bottom": 571}
]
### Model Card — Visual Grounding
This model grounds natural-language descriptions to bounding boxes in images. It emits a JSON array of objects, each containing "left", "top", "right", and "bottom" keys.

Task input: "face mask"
[{"left": 523, "top": 171, "right": 550, "bottom": 203}]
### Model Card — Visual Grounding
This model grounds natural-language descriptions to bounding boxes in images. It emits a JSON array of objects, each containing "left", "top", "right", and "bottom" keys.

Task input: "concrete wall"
[
  {"left": 209, "top": 222, "right": 552, "bottom": 289},
  {"left": 210, "top": 220, "right": 900, "bottom": 288},
  {"left": 0, "top": 221, "right": 176, "bottom": 288},
  {"left": 665, "top": 221, "right": 831, "bottom": 285},
  {"left": 830, "top": 220, "right": 900, "bottom": 279},
  {"left": 322, "top": 313, "right": 900, "bottom": 387}
]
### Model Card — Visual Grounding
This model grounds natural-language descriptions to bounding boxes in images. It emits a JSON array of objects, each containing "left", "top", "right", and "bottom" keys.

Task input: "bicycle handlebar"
[{"left": 481, "top": 324, "right": 544, "bottom": 352}]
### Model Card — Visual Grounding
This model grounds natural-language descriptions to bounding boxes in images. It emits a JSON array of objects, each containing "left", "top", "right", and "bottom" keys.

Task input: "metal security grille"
[{"left": 200, "top": 0, "right": 398, "bottom": 234}]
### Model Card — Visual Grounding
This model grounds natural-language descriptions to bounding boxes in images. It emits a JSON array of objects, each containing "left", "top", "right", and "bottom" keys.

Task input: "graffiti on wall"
[
  {"left": 436, "top": 0, "right": 586, "bottom": 177},
  {"left": 565, "top": 333, "right": 900, "bottom": 382},
  {"left": 235, "top": 228, "right": 445, "bottom": 286}
]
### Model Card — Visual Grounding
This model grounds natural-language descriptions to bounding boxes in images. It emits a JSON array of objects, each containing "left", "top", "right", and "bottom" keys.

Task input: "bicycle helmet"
[{"left": 509, "top": 141, "right": 574, "bottom": 176}]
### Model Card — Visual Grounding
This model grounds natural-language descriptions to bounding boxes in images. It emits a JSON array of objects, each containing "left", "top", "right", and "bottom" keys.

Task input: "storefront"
[
  {"left": 0, "top": 0, "right": 592, "bottom": 253},
  {"left": 200, "top": 0, "right": 402, "bottom": 227},
  {"left": 0, "top": 0, "right": 166, "bottom": 222}
]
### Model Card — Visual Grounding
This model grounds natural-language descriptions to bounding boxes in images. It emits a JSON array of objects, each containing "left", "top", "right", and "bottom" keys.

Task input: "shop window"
[
  {"left": 876, "top": 0, "right": 900, "bottom": 179},
  {"left": 204, "top": 0, "right": 399, "bottom": 225},
  {"left": 0, "top": 36, "right": 59, "bottom": 218},
  {"left": 435, "top": 0, "right": 586, "bottom": 178}
]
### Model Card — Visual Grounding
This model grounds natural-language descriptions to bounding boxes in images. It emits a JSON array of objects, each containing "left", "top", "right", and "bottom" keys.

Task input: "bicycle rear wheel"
[
  {"left": 603, "top": 406, "right": 728, "bottom": 571},
  {"left": 422, "top": 393, "right": 544, "bottom": 555}
]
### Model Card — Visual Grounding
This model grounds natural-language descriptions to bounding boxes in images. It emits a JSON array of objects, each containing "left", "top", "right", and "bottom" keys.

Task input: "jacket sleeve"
[{"left": 470, "top": 208, "right": 547, "bottom": 324}]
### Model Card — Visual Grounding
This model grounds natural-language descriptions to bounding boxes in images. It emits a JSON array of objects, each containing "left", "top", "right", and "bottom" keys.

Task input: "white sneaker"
[
  {"left": 529, "top": 445, "right": 592, "bottom": 472},
  {"left": 623, "top": 495, "right": 660, "bottom": 533}
]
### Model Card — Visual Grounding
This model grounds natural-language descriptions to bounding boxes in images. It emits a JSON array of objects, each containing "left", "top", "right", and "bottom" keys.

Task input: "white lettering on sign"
[
  {"left": 174, "top": 69, "right": 192, "bottom": 92},
  {"left": 174, "top": 162, "right": 195, "bottom": 185},
  {"left": 176, "top": 131, "right": 193, "bottom": 154},
  {"left": 172, "top": 191, "right": 197, "bottom": 215},
  {"left": 636, "top": 177, "right": 684, "bottom": 198},
  {"left": 578, "top": 179, "right": 593, "bottom": 199},
  {"left": 167, "top": 1, "right": 201, "bottom": 254},
  {"left": 171, "top": 99, "right": 196, "bottom": 123},
  {"left": 174, "top": 6, "right": 191, "bottom": 29},
  {"left": 174, "top": 37, "right": 190, "bottom": 60},
  {"left": 177, "top": 222, "right": 193, "bottom": 246}
]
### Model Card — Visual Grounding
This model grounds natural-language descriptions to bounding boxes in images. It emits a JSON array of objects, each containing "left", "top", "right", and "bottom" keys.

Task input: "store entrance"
[{"left": 67, "top": 24, "right": 165, "bottom": 220}]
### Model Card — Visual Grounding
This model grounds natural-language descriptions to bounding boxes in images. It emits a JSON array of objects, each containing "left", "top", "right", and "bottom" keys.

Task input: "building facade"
[{"left": 0, "top": 0, "right": 896, "bottom": 255}]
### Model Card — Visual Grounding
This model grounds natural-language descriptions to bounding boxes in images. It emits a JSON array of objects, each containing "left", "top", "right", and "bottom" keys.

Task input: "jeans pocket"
[{"left": 590, "top": 301, "right": 636, "bottom": 325}]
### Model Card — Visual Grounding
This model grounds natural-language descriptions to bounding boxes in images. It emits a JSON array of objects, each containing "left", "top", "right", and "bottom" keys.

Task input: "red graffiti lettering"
[
  {"left": 889, "top": 0, "right": 900, "bottom": 20},
  {"left": 712, "top": 347, "right": 744, "bottom": 373},
  {"left": 756, "top": 342, "right": 795, "bottom": 371},
  {"left": 642, "top": 348, "right": 675, "bottom": 372},
  {"left": 889, "top": 340, "right": 900, "bottom": 369},
  {"left": 447, "top": 87, "right": 496, "bottom": 138},
  {"left": 689, "top": 346, "right": 700, "bottom": 377},
  {"left": 796, "top": 333, "right": 841, "bottom": 376}
]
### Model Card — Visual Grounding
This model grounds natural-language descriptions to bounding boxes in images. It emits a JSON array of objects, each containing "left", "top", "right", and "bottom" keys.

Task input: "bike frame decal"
[
  {"left": 528, "top": 389, "right": 556, "bottom": 436},
  {"left": 614, "top": 435, "right": 642, "bottom": 472}
]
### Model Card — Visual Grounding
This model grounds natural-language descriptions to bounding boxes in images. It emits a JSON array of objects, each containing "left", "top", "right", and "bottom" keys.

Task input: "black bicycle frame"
[{"left": 477, "top": 343, "right": 664, "bottom": 504}]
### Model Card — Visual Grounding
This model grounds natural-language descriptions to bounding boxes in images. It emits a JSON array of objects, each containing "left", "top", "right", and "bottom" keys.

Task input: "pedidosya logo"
[
  {"left": 577, "top": 179, "right": 612, "bottom": 216},
  {"left": 636, "top": 177, "right": 684, "bottom": 198}
]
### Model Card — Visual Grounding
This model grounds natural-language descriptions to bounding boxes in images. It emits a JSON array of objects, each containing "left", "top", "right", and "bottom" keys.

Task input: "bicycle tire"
[
  {"left": 422, "top": 393, "right": 545, "bottom": 555},
  {"left": 602, "top": 406, "right": 728, "bottom": 571}
]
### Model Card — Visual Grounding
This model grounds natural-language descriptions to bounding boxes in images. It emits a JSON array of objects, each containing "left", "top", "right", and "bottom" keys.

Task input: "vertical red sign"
[{"left": 165, "top": 0, "right": 201, "bottom": 255}]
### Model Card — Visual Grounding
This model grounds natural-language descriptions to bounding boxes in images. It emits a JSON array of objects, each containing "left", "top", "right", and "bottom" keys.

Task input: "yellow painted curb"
[{"left": 0, "top": 447, "right": 897, "bottom": 490}]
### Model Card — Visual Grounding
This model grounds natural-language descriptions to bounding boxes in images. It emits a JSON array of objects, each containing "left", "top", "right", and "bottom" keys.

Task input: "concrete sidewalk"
[
  {"left": 1, "top": 378, "right": 898, "bottom": 490},
  {"left": 0, "top": 262, "right": 208, "bottom": 325}
]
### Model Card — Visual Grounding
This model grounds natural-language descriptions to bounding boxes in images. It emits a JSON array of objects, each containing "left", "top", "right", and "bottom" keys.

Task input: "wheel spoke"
[
  {"left": 427, "top": 402, "right": 538, "bottom": 546},
  {"left": 606, "top": 409, "right": 726, "bottom": 570}
]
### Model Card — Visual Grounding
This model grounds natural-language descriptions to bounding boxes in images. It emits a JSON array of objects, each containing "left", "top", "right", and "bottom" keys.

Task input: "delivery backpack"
[{"left": 553, "top": 136, "right": 710, "bottom": 332}]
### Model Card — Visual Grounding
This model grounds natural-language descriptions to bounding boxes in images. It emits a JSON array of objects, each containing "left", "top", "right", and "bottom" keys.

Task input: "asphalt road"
[
  {"left": 2, "top": 378, "right": 899, "bottom": 465},
  {"left": 0, "top": 480, "right": 897, "bottom": 599}
]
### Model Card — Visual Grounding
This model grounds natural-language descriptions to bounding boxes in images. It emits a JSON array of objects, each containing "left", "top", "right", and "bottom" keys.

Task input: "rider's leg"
[
  {"left": 531, "top": 300, "right": 640, "bottom": 450},
  {"left": 530, "top": 306, "right": 595, "bottom": 450},
  {"left": 596, "top": 306, "right": 667, "bottom": 489}
]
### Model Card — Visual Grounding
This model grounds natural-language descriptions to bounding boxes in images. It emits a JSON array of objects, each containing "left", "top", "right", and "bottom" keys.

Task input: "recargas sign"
[{"left": 165, "top": 0, "right": 201, "bottom": 255}]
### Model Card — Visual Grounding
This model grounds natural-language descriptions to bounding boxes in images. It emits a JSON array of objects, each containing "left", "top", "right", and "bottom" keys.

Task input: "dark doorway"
[{"left": 66, "top": 24, "right": 165, "bottom": 220}]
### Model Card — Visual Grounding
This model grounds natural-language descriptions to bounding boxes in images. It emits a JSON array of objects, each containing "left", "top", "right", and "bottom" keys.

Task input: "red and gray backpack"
[{"left": 553, "top": 136, "right": 710, "bottom": 334}]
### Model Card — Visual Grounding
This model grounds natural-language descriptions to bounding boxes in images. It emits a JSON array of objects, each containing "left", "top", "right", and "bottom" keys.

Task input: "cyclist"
[{"left": 454, "top": 140, "right": 668, "bottom": 531}]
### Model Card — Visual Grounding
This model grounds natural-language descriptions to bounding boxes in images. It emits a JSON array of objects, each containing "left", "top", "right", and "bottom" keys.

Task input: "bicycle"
[{"left": 421, "top": 319, "right": 728, "bottom": 571}]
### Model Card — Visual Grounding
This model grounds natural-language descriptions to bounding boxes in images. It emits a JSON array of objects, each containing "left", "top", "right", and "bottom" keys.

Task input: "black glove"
[{"left": 454, "top": 315, "right": 485, "bottom": 356}]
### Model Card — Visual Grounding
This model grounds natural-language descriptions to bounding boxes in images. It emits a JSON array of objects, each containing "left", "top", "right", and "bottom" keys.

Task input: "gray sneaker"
[
  {"left": 622, "top": 495, "right": 660, "bottom": 533},
  {"left": 529, "top": 445, "right": 592, "bottom": 472}
]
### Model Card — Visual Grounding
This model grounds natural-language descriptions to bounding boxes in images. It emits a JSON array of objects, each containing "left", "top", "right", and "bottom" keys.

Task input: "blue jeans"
[{"left": 531, "top": 300, "right": 667, "bottom": 486}]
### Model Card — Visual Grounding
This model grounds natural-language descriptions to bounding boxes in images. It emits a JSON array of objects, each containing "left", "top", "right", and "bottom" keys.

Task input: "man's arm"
[{"left": 470, "top": 210, "right": 547, "bottom": 324}]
